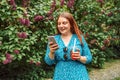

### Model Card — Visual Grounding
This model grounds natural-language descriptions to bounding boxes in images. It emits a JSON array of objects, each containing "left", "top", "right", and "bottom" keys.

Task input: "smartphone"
[{"left": 48, "top": 36, "right": 57, "bottom": 44}]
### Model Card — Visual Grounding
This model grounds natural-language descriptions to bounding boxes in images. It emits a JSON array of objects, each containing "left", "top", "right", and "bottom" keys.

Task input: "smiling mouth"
[
  {"left": 60, "top": 29, "right": 66, "bottom": 32},
  {"left": 60, "top": 28, "right": 66, "bottom": 31}
]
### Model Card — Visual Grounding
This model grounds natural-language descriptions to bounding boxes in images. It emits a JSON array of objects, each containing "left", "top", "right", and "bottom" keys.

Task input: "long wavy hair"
[{"left": 56, "top": 12, "right": 83, "bottom": 45}]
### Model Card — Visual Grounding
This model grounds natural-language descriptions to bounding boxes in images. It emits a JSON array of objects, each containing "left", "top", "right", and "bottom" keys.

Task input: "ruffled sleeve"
[{"left": 82, "top": 35, "right": 92, "bottom": 64}]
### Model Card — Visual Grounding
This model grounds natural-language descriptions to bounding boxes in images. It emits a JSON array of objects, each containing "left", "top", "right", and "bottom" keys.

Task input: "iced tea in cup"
[
  {"left": 71, "top": 47, "right": 80, "bottom": 60},
  {"left": 71, "top": 38, "right": 80, "bottom": 60}
]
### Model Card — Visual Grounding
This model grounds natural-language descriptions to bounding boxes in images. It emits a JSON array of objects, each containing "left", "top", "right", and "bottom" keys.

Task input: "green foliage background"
[{"left": 0, "top": 0, "right": 120, "bottom": 79}]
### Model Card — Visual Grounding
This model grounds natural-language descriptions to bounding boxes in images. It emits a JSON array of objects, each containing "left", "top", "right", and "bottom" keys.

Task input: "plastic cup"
[{"left": 71, "top": 47, "right": 80, "bottom": 60}]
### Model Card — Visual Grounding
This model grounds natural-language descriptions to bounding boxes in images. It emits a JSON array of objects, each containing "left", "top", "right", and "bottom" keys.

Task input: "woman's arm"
[
  {"left": 44, "top": 41, "right": 59, "bottom": 65},
  {"left": 78, "top": 56, "right": 87, "bottom": 64},
  {"left": 79, "top": 36, "right": 92, "bottom": 64},
  {"left": 44, "top": 44, "right": 56, "bottom": 65},
  {"left": 49, "top": 51, "right": 55, "bottom": 60}
]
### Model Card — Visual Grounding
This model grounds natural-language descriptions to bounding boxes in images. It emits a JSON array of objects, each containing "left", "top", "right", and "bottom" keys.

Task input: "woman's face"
[{"left": 57, "top": 17, "right": 71, "bottom": 35}]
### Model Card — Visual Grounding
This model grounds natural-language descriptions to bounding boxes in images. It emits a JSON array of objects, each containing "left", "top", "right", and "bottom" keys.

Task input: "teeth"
[{"left": 59, "top": 28, "right": 65, "bottom": 31}]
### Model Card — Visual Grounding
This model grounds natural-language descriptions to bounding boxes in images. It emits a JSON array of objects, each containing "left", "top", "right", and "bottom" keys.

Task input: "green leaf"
[{"left": 18, "top": 55, "right": 22, "bottom": 60}]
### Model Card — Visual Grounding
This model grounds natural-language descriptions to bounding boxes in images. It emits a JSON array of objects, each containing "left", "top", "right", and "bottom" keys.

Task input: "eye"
[
  {"left": 58, "top": 22, "right": 61, "bottom": 25},
  {"left": 63, "top": 21, "right": 68, "bottom": 25}
]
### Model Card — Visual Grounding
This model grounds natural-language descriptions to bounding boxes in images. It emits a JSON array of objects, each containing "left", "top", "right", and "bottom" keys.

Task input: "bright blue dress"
[{"left": 44, "top": 34, "right": 92, "bottom": 80}]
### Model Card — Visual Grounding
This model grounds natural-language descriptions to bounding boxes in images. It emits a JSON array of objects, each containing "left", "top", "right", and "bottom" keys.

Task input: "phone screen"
[{"left": 48, "top": 36, "right": 57, "bottom": 44}]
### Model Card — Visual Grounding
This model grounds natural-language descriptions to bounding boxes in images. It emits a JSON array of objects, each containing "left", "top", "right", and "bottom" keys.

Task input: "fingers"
[
  {"left": 49, "top": 42, "right": 58, "bottom": 48},
  {"left": 71, "top": 53, "right": 80, "bottom": 58},
  {"left": 71, "top": 53, "right": 79, "bottom": 56},
  {"left": 51, "top": 45, "right": 59, "bottom": 50},
  {"left": 49, "top": 42, "right": 54, "bottom": 45},
  {"left": 71, "top": 52, "right": 81, "bottom": 60},
  {"left": 49, "top": 42, "right": 59, "bottom": 53},
  {"left": 72, "top": 56, "right": 80, "bottom": 59}
]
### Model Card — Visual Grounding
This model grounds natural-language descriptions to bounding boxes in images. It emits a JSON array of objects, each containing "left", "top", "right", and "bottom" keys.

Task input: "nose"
[{"left": 59, "top": 23, "right": 64, "bottom": 28}]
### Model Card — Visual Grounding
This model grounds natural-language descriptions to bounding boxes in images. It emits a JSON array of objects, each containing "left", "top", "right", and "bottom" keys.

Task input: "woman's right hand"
[{"left": 49, "top": 42, "right": 59, "bottom": 54}]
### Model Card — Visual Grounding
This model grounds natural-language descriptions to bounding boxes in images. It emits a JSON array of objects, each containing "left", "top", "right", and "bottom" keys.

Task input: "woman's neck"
[{"left": 61, "top": 32, "right": 73, "bottom": 46}]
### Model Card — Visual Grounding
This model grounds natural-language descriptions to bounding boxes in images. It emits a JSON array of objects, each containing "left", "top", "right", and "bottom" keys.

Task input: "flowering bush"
[
  {"left": 71, "top": 0, "right": 120, "bottom": 68},
  {"left": 0, "top": 0, "right": 119, "bottom": 79}
]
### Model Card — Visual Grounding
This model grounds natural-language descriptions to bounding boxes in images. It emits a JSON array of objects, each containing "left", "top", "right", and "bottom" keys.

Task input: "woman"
[{"left": 44, "top": 12, "right": 92, "bottom": 80}]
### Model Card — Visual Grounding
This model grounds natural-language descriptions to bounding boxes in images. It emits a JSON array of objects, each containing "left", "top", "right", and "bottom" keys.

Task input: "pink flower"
[
  {"left": 47, "top": 16, "right": 54, "bottom": 20},
  {"left": 8, "top": 0, "right": 16, "bottom": 6},
  {"left": 67, "top": 0, "right": 75, "bottom": 8},
  {"left": 3, "top": 59, "right": 9, "bottom": 64},
  {"left": 7, "top": 0, "right": 17, "bottom": 10},
  {"left": 14, "top": 49, "right": 20, "bottom": 54},
  {"left": 46, "top": 0, "right": 56, "bottom": 17},
  {"left": 103, "top": 39, "right": 110, "bottom": 46},
  {"left": 60, "top": 0, "right": 64, "bottom": 6},
  {"left": 6, "top": 53, "right": 12, "bottom": 60},
  {"left": 29, "top": 60, "right": 34, "bottom": 64},
  {"left": 21, "top": 32, "right": 27, "bottom": 38},
  {"left": 3, "top": 59, "right": 12, "bottom": 64},
  {"left": 51, "top": 0, "right": 56, "bottom": 8},
  {"left": 25, "top": 19, "right": 30, "bottom": 27},
  {"left": 34, "top": 15, "right": 44, "bottom": 22},
  {"left": 107, "top": 12, "right": 113, "bottom": 17},
  {"left": 22, "top": 0, "right": 29, "bottom": 8},
  {"left": 19, "top": 18, "right": 30, "bottom": 27},
  {"left": 101, "top": 46, "right": 106, "bottom": 50},
  {"left": 90, "top": 39, "right": 97, "bottom": 44},
  {"left": 17, "top": 32, "right": 27, "bottom": 39},
  {"left": 3, "top": 53, "right": 13, "bottom": 64},
  {"left": 103, "top": 39, "right": 109, "bottom": 44},
  {"left": 19, "top": 18, "right": 26, "bottom": 25},
  {"left": 46, "top": 11, "right": 53, "bottom": 17},
  {"left": 12, "top": 6, "right": 16, "bottom": 10},
  {"left": 36, "top": 62, "right": 41, "bottom": 66}
]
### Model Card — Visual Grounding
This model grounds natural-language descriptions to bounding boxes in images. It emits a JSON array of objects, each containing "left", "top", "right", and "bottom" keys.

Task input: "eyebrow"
[{"left": 58, "top": 20, "right": 68, "bottom": 23}]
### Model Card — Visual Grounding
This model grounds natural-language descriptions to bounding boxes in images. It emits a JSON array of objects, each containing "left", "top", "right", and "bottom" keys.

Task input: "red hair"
[{"left": 56, "top": 12, "right": 83, "bottom": 45}]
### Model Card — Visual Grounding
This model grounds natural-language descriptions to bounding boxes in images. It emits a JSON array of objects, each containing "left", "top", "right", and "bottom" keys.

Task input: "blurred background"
[{"left": 0, "top": 0, "right": 120, "bottom": 80}]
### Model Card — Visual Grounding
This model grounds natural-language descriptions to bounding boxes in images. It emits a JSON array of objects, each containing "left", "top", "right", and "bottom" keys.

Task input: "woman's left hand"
[{"left": 71, "top": 51, "right": 81, "bottom": 60}]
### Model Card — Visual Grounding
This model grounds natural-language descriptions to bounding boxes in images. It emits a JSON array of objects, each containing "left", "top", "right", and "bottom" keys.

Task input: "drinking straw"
[{"left": 73, "top": 38, "right": 76, "bottom": 52}]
